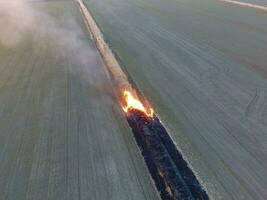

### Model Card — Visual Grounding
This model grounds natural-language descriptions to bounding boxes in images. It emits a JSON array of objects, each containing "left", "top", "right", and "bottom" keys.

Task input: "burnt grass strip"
[
  {"left": 126, "top": 109, "right": 209, "bottom": 200},
  {"left": 77, "top": 2, "right": 208, "bottom": 198}
]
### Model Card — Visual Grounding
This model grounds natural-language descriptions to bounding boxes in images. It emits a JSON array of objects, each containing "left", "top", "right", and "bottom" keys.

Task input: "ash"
[{"left": 126, "top": 109, "right": 209, "bottom": 200}]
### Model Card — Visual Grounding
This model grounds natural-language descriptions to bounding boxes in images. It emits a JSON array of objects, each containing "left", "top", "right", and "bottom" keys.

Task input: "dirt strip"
[
  {"left": 219, "top": 0, "right": 267, "bottom": 11},
  {"left": 76, "top": 0, "right": 132, "bottom": 94}
]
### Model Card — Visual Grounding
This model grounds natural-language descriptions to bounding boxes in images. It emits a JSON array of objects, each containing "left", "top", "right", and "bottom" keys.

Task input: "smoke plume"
[{"left": 0, "top": 0, "right": 103, "bottom": 87}]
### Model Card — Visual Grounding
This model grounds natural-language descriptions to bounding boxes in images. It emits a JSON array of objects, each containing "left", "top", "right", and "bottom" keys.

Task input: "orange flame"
[{"left": 122, "top": 90, "right": 154, "bottom": 117}]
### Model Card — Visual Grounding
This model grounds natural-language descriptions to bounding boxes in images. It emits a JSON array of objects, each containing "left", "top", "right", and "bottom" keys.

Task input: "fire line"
[
  {"left": 122, "top": 90, "right": 154, "bottom": 117},
  {"left": 77, "top": 0, "right": 209, "bottom": 199}
]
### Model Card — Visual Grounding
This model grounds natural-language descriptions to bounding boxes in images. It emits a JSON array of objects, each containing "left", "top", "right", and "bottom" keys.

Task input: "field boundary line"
[
  {"left": 75, "top": 0, "right": 132, "bottom": 94},
  {"left": 219, "top": 0, "right": 267, "bottom": 11}
]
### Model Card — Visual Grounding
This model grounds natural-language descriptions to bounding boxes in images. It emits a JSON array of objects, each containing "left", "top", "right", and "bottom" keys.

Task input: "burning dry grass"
[{"left": 122, "top": 90, "right": 154, "bottom": 117}]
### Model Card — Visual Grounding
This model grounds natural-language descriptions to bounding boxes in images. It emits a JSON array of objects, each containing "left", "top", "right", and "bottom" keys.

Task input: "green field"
[
  {"left": 83, "top": 0, "right": 267, "bottom": 199},
  {"left": 0, "top": 1, "right": 159, "bottom": 199}
]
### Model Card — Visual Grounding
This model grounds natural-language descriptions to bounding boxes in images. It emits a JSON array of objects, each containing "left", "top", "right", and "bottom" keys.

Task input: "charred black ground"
[{"left": 126, "top": 109, "right": 209, "bottom": 200}]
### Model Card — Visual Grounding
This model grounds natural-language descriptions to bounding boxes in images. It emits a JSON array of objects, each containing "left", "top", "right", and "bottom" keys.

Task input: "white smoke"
[
  {"left": 0, "top": 1, "right": 35, "bottom": 47},
  {"left": 0, "top": 0, "right": 103, "bottom": 87}
]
